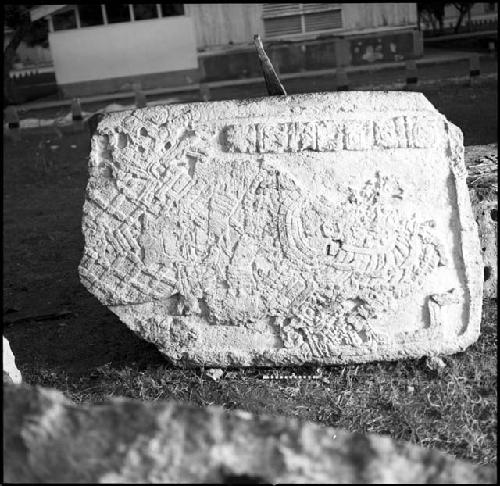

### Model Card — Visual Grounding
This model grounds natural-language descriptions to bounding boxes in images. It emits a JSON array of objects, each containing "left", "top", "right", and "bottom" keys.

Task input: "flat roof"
[{"left": 30, "top": 5, "right": 68, "bottom": 22}]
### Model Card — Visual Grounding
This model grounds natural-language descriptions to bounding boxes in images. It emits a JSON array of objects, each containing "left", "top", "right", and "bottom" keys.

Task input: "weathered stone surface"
[
  {"left": 3, "top": 336, "right": 22, "bottom": 384},
  {"left": 465, "top": 144, "right": 497, "bottom": 299},
  {"left": 79, "top": 92, "right": 483, "bottom": 367},
  {"left": 4, "top": 383, "right": 496, "bottom": 484}
]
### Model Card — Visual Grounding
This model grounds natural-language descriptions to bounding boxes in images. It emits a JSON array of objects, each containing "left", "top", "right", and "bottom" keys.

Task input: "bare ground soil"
[{"left": 3, "top": 79, "right": 497, "bottom": 465}]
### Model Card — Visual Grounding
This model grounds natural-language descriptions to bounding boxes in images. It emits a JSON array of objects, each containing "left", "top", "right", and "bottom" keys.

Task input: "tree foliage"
[
  {"left": 417, "top": 1, "right": 448, "bottom": 32},
  {"left": 4, "top": 4, "right": 49, "bottom": 105},
  {"left": 451, "top": 1, "right": 475, "bottom": 33},
  {"left": 417, "top": 1, "right": 476, "bottom": 34},
  {"left": 4, "top": 4, "right": 49, "bottom": 47}
]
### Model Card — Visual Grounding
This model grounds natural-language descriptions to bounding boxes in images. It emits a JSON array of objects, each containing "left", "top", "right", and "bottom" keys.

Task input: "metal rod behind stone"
[{"left": 253, "top": 34, "right": 287, "bottom": 96}]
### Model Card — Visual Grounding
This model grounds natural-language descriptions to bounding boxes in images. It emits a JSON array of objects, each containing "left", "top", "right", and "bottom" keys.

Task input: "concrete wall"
[
  {"left": 49, "top": 16, "right": 198, "bottom": 85},
  {"left": 59, "top": 68, "right": 199, "bottom": 98}
]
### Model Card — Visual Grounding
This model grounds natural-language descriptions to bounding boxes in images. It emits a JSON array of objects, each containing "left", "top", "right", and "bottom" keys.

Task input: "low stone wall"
[
  {"left": 465, "top": 144, "right": 498, "bottom": 299},
  {"left": 59, "top": 68, "right": 200, "bottom": 99},
  {"left": 4, "top": 383, "right": 496, "bottom": 484}
]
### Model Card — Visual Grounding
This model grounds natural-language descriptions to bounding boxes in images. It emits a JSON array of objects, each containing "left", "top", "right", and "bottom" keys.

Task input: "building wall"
[
  {"left": 185, "top": 3, "right": 264, "bottom": 50},
  {"left": 341, "top": 3, "right": 417, "bottom": 32},
  {"left": 48, "top": 15, "right": 198, "bottom": 85},
  {"left": 186, "top": 3, "right": 417, "bottom": 51}
]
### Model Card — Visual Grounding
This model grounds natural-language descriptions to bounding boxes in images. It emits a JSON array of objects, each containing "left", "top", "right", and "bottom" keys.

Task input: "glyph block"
[{"left": 79, "top": 92, "right": 483, "bottom": 367}]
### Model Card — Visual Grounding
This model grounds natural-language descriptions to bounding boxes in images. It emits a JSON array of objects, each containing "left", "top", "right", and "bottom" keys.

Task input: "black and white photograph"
[{"left": 3, "top": 2, "right": 497, "bottom": 483}]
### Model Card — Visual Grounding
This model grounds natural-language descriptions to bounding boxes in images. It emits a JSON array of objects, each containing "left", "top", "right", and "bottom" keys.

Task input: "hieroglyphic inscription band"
[{"left": 226, "top": 116, "right": 443, "bottom": 153}]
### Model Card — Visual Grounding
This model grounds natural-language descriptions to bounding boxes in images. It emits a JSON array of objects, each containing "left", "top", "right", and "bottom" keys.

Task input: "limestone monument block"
[
  {"left": 79, "top": 92, "right": 483, "bottom": 367},
  {"left": 465, "top": 144, "right": 497, "bottom": 299},
  {"left": 4, "top": 383, "right": 496, "bottom": 484},
  {"left": 3, "top": 336, "right": 22, "bottom": 384}
]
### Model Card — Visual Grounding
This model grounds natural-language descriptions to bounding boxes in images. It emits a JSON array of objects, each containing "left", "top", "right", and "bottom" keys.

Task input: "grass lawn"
[{"left": 3, "top": 78, "right": 497, "bottom": 465}]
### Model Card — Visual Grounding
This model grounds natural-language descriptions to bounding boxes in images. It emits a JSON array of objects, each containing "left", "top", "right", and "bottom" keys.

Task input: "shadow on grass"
[{"left": 3, "top": 131, "right": 168, "bottom": 376}]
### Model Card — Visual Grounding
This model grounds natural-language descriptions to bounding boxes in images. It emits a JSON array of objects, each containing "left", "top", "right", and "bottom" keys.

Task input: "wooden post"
[
  {"left": 101, "top": 5, "right": 108, "bottom": 24},
  {"left": 405, "top": 60, "right": 418, "bottom": 89},
  {"left": 469, "top": 54, "right": 480, "bottom": 86},
  {"left": 336, "top": 67, "right": 349, "bottom": 91},
  {"left": 200, "top": 84, "right": 210, "bottom": 102},
  {"left": 4, "top": 106, "right": 21, "bottom": 142},
  {"left": 133, "top": 84, "right": 147, "bottom": 108},
  {"left": 5, "top": 106, "right": 20, "bottom": 128},
  {"left": 71, "top": 98, "right": 83, "bottom": 121},
  {"left": 488, "top": 41, "right": 496, "bottom": 58},
  {"left": 74, "top": 6, "right": 81, "bottom": 28}
]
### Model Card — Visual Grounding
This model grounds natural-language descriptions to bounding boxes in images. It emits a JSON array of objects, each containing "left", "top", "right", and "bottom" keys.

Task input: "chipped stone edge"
[{"left": 443, "top": 121, "right": 483, "bottom": 353}]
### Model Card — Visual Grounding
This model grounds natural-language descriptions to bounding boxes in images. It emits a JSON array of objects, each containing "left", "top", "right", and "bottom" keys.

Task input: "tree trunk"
[
  {"left": 438, "top": 15, "right": 444, "bottom": 34},
  {"left": 454, "top": 9, "right": 467, "bottom": 33},
  {"left": 4, "top": 19, "right": 31, "bottom": 107}
]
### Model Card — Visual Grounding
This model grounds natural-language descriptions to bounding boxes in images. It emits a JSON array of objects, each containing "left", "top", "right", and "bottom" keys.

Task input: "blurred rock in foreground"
[{"left": 4, "top": 383, "right": 496, "bottom": 484}]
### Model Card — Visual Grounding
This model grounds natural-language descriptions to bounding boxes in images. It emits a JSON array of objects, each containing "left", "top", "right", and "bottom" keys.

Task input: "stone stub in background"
[
  {"left": 3, "top": 336, "right": 22, "bottom": 385},
  {"left": 3, "top": 383, "right": 496, "bottom": 484},
  {"left": 465, "top": 144, "right": 497, "bottom": 299},
  {"left": 79, "top": 92, "right": 483, "bottom": 367}
]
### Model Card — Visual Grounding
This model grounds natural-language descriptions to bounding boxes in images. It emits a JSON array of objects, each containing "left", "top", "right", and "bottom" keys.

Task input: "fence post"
[
  {"left": 5, "top": 105, "right": 20, "bottom": 128},
  {"left": 488, "top": 41, "right": 496, "bottom": 58},
  {"left": 469, "top": 54, "right": 480, "bottom": 86},
  {"left": 71, "top": 98, "right": 83, "bottom": 121},
  {"left": 133, "top": 84, "right": 147, "bottom": 108},
  {"left": 336, "top": 67, "right": 349, "bottom": 91},
  {"left": 405, "top": 60, "right": 418, "bottom": 89},
  {"left": 4, "top": 106, "right": 21, "bottom": 142},
  {"left": 200, "top": 84, "right": 210, "bottom": 102}
]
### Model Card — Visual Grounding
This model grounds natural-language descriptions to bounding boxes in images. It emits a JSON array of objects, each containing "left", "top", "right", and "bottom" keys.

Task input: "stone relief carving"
[{"left": 79, "top": 92, "right": 483, "bottom": 366}]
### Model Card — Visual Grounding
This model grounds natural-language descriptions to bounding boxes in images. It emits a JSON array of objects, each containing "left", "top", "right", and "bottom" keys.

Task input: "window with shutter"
[{"left": 262, "top": 3, "right": 343, "bottom": 38}]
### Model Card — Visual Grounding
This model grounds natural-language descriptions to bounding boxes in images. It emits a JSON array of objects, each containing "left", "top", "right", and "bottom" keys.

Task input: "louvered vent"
[
  {"left": 262, "top": 3, "right": 343, "bottom": 38},
  {"left": 302, "top": 3, "right": 341, "bottom": 14},
  {"left": 262, "top": 3, "right": 301, "bottom": 18},
  {"left": 264, "top": 15, "right": 302, "bottom": 36},
  {"left": 304, "top": 10, "right": 342, "bottom": 32}
]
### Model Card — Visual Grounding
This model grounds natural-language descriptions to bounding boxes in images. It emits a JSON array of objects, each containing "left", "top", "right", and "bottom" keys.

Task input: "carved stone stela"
[{"left": 79, "top": 92, "right": 483, "bottom": 366}]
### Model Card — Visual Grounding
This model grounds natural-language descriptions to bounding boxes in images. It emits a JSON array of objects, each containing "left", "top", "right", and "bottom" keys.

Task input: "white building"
[{"left": 29, "top": 4, "right": 422, "bottom": 98}]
